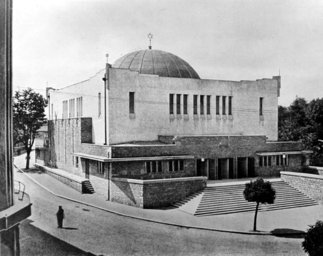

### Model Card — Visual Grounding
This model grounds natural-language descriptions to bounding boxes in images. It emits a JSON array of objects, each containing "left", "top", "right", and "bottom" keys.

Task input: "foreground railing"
[{"left": 14, "top": 180, "right": 26, "bottom": 201}]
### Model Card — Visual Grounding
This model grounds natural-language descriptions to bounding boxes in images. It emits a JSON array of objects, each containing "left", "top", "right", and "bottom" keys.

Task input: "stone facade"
[
  {"left": 281, "top": 171, "right": 323, "bottom": 204},
  {"left": 111, "top": 177, "right": 207, "bottom": 208}
]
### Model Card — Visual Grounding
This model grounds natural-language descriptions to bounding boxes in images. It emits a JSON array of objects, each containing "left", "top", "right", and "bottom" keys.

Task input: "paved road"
[{"left": 15, "top": 166, "right": 306, "bottom": 256}]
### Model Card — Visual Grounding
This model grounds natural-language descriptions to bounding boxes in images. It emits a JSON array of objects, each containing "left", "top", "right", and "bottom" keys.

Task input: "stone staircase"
[
  {"left": 82, "top": 180, "right": 95, "bottom": 194},
  {"left": 174, "top": 180, "right": 318, "bottom": 217}
]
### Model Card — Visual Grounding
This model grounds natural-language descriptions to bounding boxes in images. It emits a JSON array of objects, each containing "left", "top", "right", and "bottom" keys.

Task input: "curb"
[{"left": 14, "top": 163, "right": 306, "bottom": 237}]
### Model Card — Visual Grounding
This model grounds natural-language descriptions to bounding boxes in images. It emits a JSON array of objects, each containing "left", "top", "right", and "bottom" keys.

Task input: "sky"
[{"left": 13, "top": 0, "right": 323, "bottom": 106}]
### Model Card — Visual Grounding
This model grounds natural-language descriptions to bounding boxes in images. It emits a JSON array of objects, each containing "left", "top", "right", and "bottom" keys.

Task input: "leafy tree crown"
[
  {"left": 243, "top": 178, "right": 276, "bottom": 204},
  {"left": 302, "top": 220, "right": 323, "bottom": 256}
]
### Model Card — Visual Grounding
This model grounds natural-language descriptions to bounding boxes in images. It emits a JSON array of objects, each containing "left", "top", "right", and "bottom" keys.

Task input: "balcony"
[{"left": 0, "top": 181, "right": 32, "bottom": 231}]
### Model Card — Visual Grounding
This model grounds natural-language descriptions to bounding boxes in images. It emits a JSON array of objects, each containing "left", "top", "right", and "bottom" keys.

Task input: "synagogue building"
[{"left": 36, "top": 46, "right": 310, "bottom": 208}]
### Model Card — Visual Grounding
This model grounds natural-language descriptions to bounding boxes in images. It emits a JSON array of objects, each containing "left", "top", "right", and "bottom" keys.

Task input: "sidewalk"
[{"left": 14, "top": 152, "right": 323, "bottom": 236}]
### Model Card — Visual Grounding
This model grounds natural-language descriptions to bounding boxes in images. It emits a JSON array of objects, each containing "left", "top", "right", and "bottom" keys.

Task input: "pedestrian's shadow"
[
  {"left": 271, "top": 228, "right": 306, "bottom": 238},
  {"left": 62, "top": 227, "right": 78, "bottom": 230}
]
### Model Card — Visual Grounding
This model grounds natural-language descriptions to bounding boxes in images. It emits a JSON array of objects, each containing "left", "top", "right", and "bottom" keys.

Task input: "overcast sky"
[{"left": 13, "top": 0, "right": 323, "bottom": 106}]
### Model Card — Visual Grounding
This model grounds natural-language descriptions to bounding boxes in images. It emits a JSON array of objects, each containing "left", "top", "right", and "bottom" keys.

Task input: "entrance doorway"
[
  {"left": 85, "top": 160, "right": 89, "bottom": 179},
  {"left": 218, "top": 158, "right": 234, "bottom": 179},
  {"left": 196, "top": 159, "right": 207, "bottom": 177},
  {"left": 237, "top": 157, "right": 247, "bottom": 178}
]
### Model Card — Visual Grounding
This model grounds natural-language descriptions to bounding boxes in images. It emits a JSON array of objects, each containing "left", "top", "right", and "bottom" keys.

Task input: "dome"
[{"left": 112, "top": 49, "right": 200, "bottom": 79}]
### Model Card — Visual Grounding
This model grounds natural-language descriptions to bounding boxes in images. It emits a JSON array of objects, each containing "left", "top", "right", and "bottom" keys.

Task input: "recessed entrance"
[{"left": 218, "top": 158, "right": 234, "bottom": 179}]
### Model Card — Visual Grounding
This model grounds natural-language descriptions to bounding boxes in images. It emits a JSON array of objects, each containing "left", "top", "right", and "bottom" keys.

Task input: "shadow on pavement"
[
  {"left": 271, "top": 228, "right": 306, "bottom": 238},
  {"left": 20, "top": 219, "right": 94, "bottom": 256},
  {"left": 62, "top": 227, "right": 78, "bottom": 230}
]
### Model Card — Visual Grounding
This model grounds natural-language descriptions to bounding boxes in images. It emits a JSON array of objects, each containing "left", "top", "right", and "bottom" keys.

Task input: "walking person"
[{"left": 56, "top": 206, "right": 65, "bottom": 228}]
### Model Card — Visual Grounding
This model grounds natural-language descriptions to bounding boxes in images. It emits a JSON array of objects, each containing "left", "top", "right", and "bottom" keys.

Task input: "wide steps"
[
  {"left": 82, "top": 180, "right": 95, "bottom": 194},
  {"left": 174, "top": 180, "right": 318, "bottom": 217}
]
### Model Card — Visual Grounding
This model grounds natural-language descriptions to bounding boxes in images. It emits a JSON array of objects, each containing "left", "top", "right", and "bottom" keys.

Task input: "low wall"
[
  {"left": 111, "top": 176, "right": 207, "bottom": 208},
  {"left": 308, "top": 166, "right": 323, "bottom": 175},
  {"left": 281, "top": 171, "right": 323, "bottom": 203},
  {"left": 35, "top": 163, "right": 83, "bottom": 193}
]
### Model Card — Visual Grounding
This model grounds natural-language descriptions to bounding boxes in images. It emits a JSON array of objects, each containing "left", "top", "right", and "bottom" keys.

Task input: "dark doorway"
[
  {"left": 238, "top": 157, "right": 247, "bottom": 178},
  {"left": 85, "top": 160, "right": 89, "bottom": 179},
  {"left": 196, "top": 159, "right": 207, "bottom": 177},
  {"left": 248, "top": 157, "right": 255, "bottom": 177},
  {"left": 229, "top": 158, "right": 234, "bottom": 179},
  {"left": 218, "top": 158, "right": 234, "bottom": 179},
  {"left": 209, "top": 159, "right": 216, "bottom": 180}
]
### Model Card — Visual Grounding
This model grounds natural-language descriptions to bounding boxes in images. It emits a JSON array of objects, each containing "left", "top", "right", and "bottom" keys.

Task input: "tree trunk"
[
  {"left": 253, "top": 202, "right": 259, "bottom": 231},
  {"left": 26, "top": 150, "right": 30, "bottom": 169}
]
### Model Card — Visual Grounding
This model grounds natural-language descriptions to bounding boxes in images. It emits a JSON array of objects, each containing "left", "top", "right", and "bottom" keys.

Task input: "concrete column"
[
  {"left": 215, "top": 158, "right": 218, "bottom": 180},
  {"left": 0, "top": 0, "right": 13, "bottom": 212},
  {"left": 234, "top": 157, "right": 238, "bottom": 178}
]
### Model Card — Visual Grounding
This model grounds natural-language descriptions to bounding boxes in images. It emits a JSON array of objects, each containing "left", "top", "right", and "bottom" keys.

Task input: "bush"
[{"left": 302, "top": 220, "right": 323, "bottom": 256}]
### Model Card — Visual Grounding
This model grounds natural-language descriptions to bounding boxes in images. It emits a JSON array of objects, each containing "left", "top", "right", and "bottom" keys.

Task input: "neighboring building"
[
  {"left": 1, "top": 1, "right": 32, "bottom": 255},
  {"left": 37, "top": 47, "right": 310, "bottom": 208}
]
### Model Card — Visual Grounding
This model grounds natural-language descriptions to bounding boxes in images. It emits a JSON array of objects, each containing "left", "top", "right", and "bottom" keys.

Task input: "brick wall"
[
  {"left": 281, "top": 171, "right": 323, "bottom": 203},
  {"left": 256, "top": 154, "right": 304, "bottom": 177},
  {"left": 111, "top": 177, "right": 207, "bottom": 208}
]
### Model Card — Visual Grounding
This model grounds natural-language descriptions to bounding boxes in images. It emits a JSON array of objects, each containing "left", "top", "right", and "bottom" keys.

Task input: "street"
[{"left": 15, "top": 166, "right": 305, "bottom": 256}]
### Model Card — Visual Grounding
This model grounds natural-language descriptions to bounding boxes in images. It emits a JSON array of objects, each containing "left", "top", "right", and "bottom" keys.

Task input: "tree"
[
  {"left": 13, "top": 88, "right": 47, "bottom": 169},
  {"left": 278, "top": 97, "right": 323, "bottom": 166},
  {"left": 243, "top": 178, "right": 276, "bottom": 231},
  {"left": 302, "top": 220, "right": 323, "bottom": 256}
]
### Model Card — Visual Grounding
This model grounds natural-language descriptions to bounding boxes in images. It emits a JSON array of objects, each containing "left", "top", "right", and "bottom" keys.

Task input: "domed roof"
[{"left": 112, "top": 49, "right": 200, "bottom": 79}]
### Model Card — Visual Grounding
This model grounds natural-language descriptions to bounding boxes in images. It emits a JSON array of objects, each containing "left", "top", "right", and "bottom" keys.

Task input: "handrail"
[{"left": 14, "top": 180, "right": 26, "bottom": 201}]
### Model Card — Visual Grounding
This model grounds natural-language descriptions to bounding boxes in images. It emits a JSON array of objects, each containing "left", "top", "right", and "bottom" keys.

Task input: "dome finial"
[{"left": 148, "top": 33, "right": 153, "bottom": 49}]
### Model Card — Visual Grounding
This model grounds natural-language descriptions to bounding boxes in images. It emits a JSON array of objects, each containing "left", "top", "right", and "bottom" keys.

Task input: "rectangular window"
[
  {"left": 260, "top": 97, "right": 263, "bottom": 116},
  {"left": 129, "top": 92, "right": 135, "bottom": 114},
  {"left": 169, "top": 94, "right": 174, "bottom": 114},
  {"left": 228, "top": 96, "right": 232, "bottom": 115},
  {"left": 152, "top": 161, "right": 157, "bottom": 172},
  {"left": 62, "top": 100, "right": 68, "bottom": 119},
  {"left": 276, "top": 155, "right": 280, "bottom": 165},
  {"left": 183, "top": 94, "right": 188, "bottom": 115},
  {"left": 259, "top": 157, "right": 263, "bottom": 167},
  {"left": 98, "top": 93, "right": 101, "bottom": 117},
  {"left": 76, "top": 97, "right": 83, "bottom": 117},
  {"left": 216, "top": 96, "right": 220, "bottom": 115},
  {"left": 264, "top": 156, "right": 267, "bottom": 166},
  {"left": 222, "top": 96, "right": 226, "bottom": 115},
  {"left": 169, "top": 160, "right": 173, "bottom": 172},
  {"left": 176, "top": 94, "right": 181, "bottom": 115},
  {"left": 146, "top": 162, "right": 151, "bottom": 173},
  {"left": 97, "top": 162, "right": 104, "bottom": 174},
  {"left": 200, "top": 95, "right": 204, "bottom": 115},
  {"left": 207, "top": 95, "right": 211, "bottom": 115},
  {"left": 193, "top": 95, "right": 198, "bottom": 115},
  {"left": 158, "top": 161, "right": 162, "bottom": 172},
  {"left": 268, "top": 156, "right": 272, "bottom": 166},
  {"left": 69, "top": 99, "right": 75, "bottom": 118},
  {"left": 174, "top": 160, "right": 179, "bottom": 171},
  {"left": 179, "top": 160, "right": 184, "bottom": 170}
]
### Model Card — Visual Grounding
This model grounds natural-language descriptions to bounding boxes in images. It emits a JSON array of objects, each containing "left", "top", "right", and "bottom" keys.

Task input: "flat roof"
[{"left": 72, "top": 153, "right": 195, "bottom": 162}]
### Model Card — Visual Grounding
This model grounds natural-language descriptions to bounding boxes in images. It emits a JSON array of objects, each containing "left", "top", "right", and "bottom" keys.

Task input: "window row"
[
  {"left": 259, "top": 154, "right": 288, "bottom": 167},
  {"left": 62, "top": 97, "right": 83, "bottom": 119},
  {"left": 169, "top": 94, "right": 233, "bottom": 116},
  {"left": 146, "top": 160, "right": 184, "bottom": 173}
]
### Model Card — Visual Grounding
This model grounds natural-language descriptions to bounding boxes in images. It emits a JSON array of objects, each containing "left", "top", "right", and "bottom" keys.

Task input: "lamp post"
[{"left": 283, "top": 153, "right": 286, "bottom": 172}]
